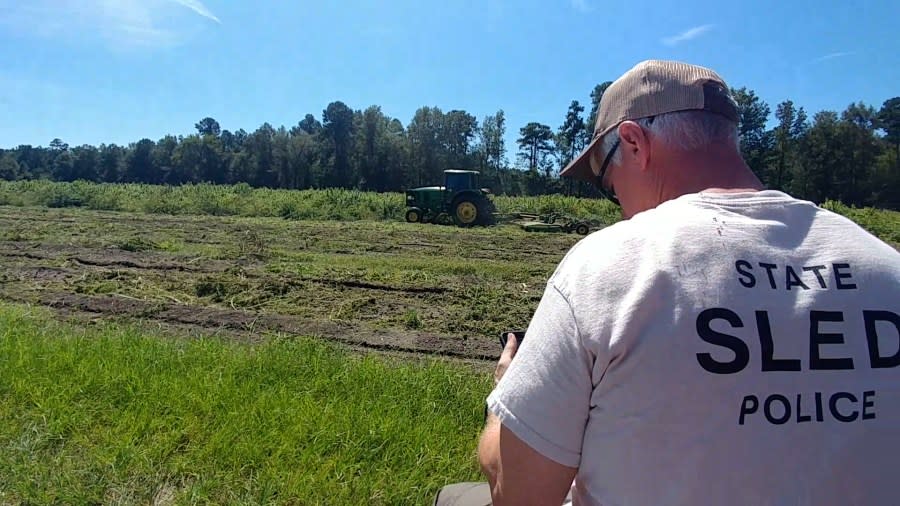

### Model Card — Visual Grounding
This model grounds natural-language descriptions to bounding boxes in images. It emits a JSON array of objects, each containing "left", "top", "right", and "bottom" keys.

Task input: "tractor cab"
[{"left": 444, "top": 170, "right": 479, "bottom": 193}]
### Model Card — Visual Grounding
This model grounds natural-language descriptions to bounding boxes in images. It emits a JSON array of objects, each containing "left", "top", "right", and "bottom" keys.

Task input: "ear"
[{"left": 617, "top": 121, "right": 651, "bottom": 171}]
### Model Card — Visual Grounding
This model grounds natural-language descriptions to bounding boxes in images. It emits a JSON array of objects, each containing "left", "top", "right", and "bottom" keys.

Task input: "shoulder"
[
  {"left": 547, "top": 191, "right": 854, "bottom": 297},
  {"left": 556, "top": 195, "right": 717, "bottom": 266},
  {"left": 549, "top": 196, "right": 707, "bottom": 297}
]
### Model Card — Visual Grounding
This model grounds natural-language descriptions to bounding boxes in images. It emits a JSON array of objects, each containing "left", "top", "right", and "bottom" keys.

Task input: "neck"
[{"left": 655, "top": 145, "right": 764, "bottom": 202}]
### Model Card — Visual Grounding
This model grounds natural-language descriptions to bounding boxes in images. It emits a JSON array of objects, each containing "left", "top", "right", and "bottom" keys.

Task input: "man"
[{"left": 436, "top": 60, "right": 900, "bottom": 505}]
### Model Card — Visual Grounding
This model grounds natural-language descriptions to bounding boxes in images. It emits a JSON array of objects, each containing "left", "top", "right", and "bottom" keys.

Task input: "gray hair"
[{"left": 595, "top": 110, "right": 739, "bottom": 166}]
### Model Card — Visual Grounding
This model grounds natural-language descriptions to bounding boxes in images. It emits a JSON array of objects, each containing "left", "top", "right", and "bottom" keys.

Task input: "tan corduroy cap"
[{"left": 560, "top": 60, "right": 739, "bottom": 182}]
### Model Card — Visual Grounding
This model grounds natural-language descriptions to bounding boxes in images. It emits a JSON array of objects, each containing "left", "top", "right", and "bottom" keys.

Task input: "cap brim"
[{"left": 559, "top": 135, "right": 601, "bottom": 182}]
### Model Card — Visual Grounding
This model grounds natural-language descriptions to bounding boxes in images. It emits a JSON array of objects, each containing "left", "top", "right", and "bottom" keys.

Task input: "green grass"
[
  {"left": 0, "top": 303, "right": 491, "bottom": 504},
  {"left": 821, "top": 200, "right": 900, "bottom": 246},
  {"left": 0, "top": 180, "right": 622, "bottom": 225},
  {"left": 1, "top": 180, "right": 897, "bottom": 247}
]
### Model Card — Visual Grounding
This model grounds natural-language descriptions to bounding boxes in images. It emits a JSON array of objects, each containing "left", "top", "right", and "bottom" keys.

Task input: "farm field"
[
  {"left": 0, "top": 186, "right": 897, "bottom": 504},
  {"left": 0, "top": 204, "right": 584, "bottom": 358},
  {"left": 0, "top": 202, "right": 587, "bottom": 503},
  {"left": 0, "top": 187, "right": 896, "bottom": 357}
]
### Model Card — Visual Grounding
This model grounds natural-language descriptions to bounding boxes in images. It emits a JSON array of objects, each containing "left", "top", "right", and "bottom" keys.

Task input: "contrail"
[
  {"left": 662, "top": 24, "right": 713, "bottom": 46},
  {"left": 812, "top": 51, "right": 854, "bottom": 63},
  {"left": 170, "top": 0, "right": 221, "bottom": 23}
]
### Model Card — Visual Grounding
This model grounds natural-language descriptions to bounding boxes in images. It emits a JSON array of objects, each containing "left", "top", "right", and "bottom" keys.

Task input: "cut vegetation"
[{"left": 0, "top": 205, "right": 584, "bottom": 357}]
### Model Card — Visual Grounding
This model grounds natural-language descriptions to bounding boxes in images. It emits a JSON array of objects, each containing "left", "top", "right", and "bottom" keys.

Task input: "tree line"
[{"left": 1, "top": 87, "right": 898, "bottom": 208}]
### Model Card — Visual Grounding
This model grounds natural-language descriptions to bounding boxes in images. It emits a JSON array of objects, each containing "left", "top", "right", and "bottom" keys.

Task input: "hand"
[{"left": 494, "top": 333, "right": 519, "bottom": 386}]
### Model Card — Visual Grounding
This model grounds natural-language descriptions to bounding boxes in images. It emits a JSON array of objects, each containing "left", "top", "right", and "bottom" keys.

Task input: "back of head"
[
  {"left": 592, "top": 109, "right": 740, "bottom": 168},
  {"left": 561, "top": 59, "right": 742, "bottom": 183}
]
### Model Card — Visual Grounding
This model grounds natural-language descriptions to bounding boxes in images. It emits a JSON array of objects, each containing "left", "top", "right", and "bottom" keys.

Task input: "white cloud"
[
  {"left": 811, "top": 51, "right": 854, "bottom": 63},
  {"left": 0, "top": 0, "right": 220, "bottom": 49},
  {"left": 571, "top": 0, "right": 592, "bottom": 13},
  {"left": 661, "top": 24, "right": 714, "bottom": 46}
]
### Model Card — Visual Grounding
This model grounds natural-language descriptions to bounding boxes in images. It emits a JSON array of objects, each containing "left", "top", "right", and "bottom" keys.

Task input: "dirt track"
[{"left": 0, "top": 206, "right": 579, "bottom": 360}]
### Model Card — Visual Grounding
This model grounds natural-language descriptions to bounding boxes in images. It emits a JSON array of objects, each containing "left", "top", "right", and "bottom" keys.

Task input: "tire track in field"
[
  {"left": 38, "top": 292, "right": 497, "bottom": 360},
  {"left": 0, "top": 242, "right": 232, "bottom": 273}
]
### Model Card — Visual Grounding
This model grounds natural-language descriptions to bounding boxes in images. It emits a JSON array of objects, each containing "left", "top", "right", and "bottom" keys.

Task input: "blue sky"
[{"left": 1, "top": 0, "right": 898, "bottom": 161}]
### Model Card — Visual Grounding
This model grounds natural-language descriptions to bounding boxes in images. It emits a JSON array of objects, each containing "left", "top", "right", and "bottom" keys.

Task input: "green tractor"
[{"left": 405, "top": 169, "right": 496, "bottom": 227}]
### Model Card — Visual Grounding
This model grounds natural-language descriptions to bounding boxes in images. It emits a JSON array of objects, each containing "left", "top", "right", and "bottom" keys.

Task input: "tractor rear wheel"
[
  {"left": 480, "top": 199, "right": 497, "bottom": 226},
  {"left": 451, "top": 198, "right": 480, "bottom": 227},
  {"left": 405, "top": 208, "right": 423, "bottom": 223}
]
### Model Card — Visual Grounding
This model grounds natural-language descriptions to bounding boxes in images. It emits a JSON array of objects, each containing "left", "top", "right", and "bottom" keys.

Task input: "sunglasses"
[
  {"left": 593, "top": 116, "right": 655, "bottom": 207},
  {"left": 594, "top": 139, "right": 620, "bottom": 206}
]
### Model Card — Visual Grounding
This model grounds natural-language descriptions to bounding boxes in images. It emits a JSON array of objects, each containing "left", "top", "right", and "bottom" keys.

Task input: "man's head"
[{"left": 561, "top": 60, "right": 759, "bottom": 218}]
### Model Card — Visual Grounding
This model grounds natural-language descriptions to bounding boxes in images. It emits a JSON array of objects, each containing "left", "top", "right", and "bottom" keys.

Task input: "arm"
[
  {"left": 477, "top": 335, "right": 578, "bottom": 506},
  {"left": 479, "top": 413, "right": 577, "bottom": 505}
]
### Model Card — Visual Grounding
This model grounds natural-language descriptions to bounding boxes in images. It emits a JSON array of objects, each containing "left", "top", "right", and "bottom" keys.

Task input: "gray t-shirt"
[{"left": 488, "top": 191, "right": 900, "bottom": 505}]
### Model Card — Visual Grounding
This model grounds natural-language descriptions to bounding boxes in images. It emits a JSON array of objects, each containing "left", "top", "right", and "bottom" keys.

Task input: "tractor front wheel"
[
  {"left": 575, "top": 223, "right": 590, "bottom": 235},
  {"left": 405, "top": 208, "right": 423, "bottom": 223}
]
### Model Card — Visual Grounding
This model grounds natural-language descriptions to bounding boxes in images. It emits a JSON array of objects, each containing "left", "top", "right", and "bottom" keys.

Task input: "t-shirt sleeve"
[{"left": 487, "top": 282, "right": 593, "bottom": 468}]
